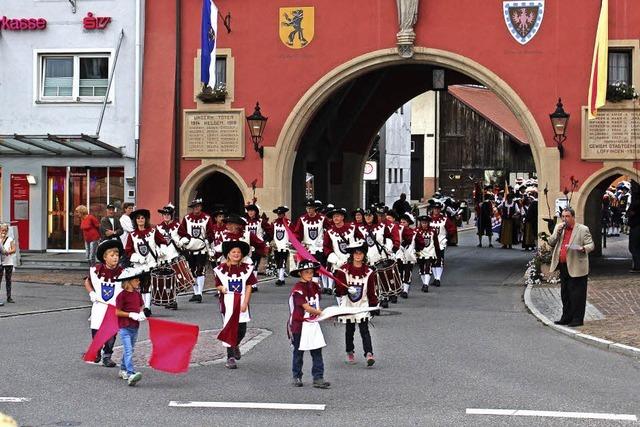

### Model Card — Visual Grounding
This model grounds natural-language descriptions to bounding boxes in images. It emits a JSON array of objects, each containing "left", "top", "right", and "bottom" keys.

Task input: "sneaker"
[
  {"left": 119, "top": 370, "right": 129, "bottom": 380},
  {"left": 143, "top": 307, "right": 152, "bottom": 317},
  {"left": 433, "top": 279, "right": 441, "bottom": 287},
  {"left": 292, "top": 377, "right": 303, "bottom": 387},
  {"left": 400, "top": 291, "right": 408, "bottom": 299},
  {"left": 6, "top": 298, "right": 14, "bottom": 303},
  {"left": 102, "top": 358, "right": 117, "bottom": 368},
  {"left": 233, "top": 346, "right": 242, "bottom": 360},
  {"left": 312, "top": 378, "right": 331, "bottom": 389},
  {"left": 345, "top": 352, "right": 356, "bottom": 365},
  {"left": 225, "top": 357, "right": 237, "bottom": 369},
  {"left": 251, "top": 286, "right": 259, "bottom": 293},
  {"left": 366, "top": 353, "right": 375, "bottom": 367},
  {"left": 94, "top": 354, "right": 102, "bottom": 364},
  {"left": 127, "top": 372, "right": 142, "bottom": 386},
  {"left": 421, "top": 284, "right": 429, "bottom": 293}
]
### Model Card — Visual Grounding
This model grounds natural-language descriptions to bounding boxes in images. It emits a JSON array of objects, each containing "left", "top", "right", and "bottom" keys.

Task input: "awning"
[{"left": 0, "top": 134, "right": 123, "bottom": 157}]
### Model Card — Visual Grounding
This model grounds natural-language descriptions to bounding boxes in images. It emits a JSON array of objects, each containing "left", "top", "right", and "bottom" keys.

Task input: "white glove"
[
  {"left": 89, "top": 291, "right": 99, "bottom": 303},
  {"left": 128, "top": 312, "right": 141, "bottom": 321},
  {"left": 179, "top": 237, "right": 190, "bottom": 247},
  {"left": 138, "top": 311, "right": 147, "bottom": 322},
  {"left": 156, "top": 245, "right": 166, "bottom": 258},
  {"left": 129, "top": 253, "right": 143, "bottom": 265},
  {"left": 347, "top": 286, "right": 357, "bottom": 295}
]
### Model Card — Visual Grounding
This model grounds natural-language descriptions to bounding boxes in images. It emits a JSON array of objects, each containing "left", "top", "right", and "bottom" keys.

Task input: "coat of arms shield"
[
  {"left": 503, "top": 1, "right": 544, "bottom": 45},
  {"left": 279, "top": 7, "right": 314, "bottom": 49}
]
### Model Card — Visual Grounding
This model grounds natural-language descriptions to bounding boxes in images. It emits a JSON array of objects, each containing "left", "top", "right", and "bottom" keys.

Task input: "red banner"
[
  {"left": 10, "top": 174, "right": 29, "bottom": 250},
  {"left": 148, "top": 318, "right": 199, "bottom": 374}
]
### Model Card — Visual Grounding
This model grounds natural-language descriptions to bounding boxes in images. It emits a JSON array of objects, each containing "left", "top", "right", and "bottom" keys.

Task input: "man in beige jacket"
[{"left": 548, "top": 207, "right": 595, "bottom": 327}]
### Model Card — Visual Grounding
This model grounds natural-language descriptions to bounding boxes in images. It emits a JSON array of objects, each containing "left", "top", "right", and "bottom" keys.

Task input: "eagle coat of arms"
[{"left": 503, "top": 1, "right": 545, "bottom": 45}]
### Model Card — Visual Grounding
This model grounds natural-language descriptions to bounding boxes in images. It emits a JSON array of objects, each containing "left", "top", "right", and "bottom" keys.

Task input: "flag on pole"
[
  {"left": 148, "top": 318, "right": 199, "bottom": 374},
  {"left": 83, "top": 304, "right": 119, "bottom": 362},
  {"left": 200, "top": 0, "right": 218, "bottom": 87},
  {"left": 588, "top": 0, "right": 608, "bottom": 120}
]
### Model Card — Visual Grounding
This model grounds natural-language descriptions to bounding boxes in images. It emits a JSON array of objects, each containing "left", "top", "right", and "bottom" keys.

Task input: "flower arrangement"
[
  {"left": 197, "top": 83, "right": 228, "bottom": 103},
  {"left": 523, "top": 237, "right": 559, "bottom": 286},
  {"left": 606, "top": 82, "right": 638, "bottom": 103}
]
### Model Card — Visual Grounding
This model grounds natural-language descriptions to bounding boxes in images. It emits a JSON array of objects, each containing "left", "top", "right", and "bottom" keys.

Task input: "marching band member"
[
  {"left": 83, "top": 239, "right": 124, "bottom": 367},
  {"left": 271, "top": 206, "right": 291, "bottom": 287},
  {"left": 382, "top": 209, "right": 401, "bottom": 303},
  {"left": 358, "top": 208, "right": 396, "bottom": 265},
  {"left": 245, "top": 203, "right": 269, "bottom": 280},
  {"left": 416, "top": 215, "right": 442, "bottom": 293},
  {"left": 214, "top": 214, "right": 268, "bottom": 291},
  {"left": 293, "top": 199, "right": 326, "bottom": 287},
  {"left": 334, "top": 241, "right": 378, "bottom": 367},
  {"left": 429, "top": 200, "right": 448, "bottom": 287},
  {"left": 178, "top": 198, "right": 215, "bottom": 303},
  {"left": 352, "top": 208, "right": 365, "bottom": 227},
  {"left": 213, "top": 241, "right": 256, "bottom": 370},
  {"left": 155, "top": 204, "right": 182, "bottom": 310},
  {"left": 395, "top": 213, "right": 424, "bottom": 299},
  {"left": 323, "top": 207, "right": 364, "bottom": 295},
  {"left": 125, "top": 208, "right": 165, "bottom": 317},
  {"left": 288, "top": 259, "right": 330, "bottom": 389}
]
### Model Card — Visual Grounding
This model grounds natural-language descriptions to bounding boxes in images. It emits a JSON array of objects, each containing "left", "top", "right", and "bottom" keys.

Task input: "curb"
[{"left": 523, "top": 284, "right": 640, "bottom": 359}]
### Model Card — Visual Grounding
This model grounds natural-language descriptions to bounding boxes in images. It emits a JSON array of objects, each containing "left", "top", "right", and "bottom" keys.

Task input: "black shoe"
[
  {"left": 567, "top": 321, "right": 583, "bottom": 327},
  {"left": 188, "top": 294, "right": 198, "bottom": 302},
  {"left": 400, "top": 291, "right": 408, "bottom": 299},
  {"left": 380, "top": 300, "right": 389, "bottom": 309},
  {"left": 6, "top": 297, "right": 14, "bottom": 303},
  {"left": 421, "top": 285, "right": 429, "bottom": 293},
  {"left": 233, "top": 346, "right": 241, "bottom": 360},
  {"left": 293, "top": 377, "right": 303, "bottom": 387},
  {"left": 312, "top": 378, "right": 331, "bottom": 389},
  {"left": 488, "top": 244, "right": 494, "bottom": 248},
  {"left": 433, "top": 279, "right": 441, "bottom": 287},
  {"left": 195, "top": 294, "right": 203, "bottom": 303},
  {"left": 143, "top": 308, "right": 152, "bottom": 317},
  {"left": 554, "top": 320, "right": 570, "bottom": 325},
  {"left": 390, "top": 295, "right": 398, "bottom": 304},
  {"left": 275, "top": 280, "right": 284, "bottom": 287},
  {"left": 165, "top": 301, "right": 178, "bottom": 310},
  {"left": 94, "top": 354, "right": 102, "bottom": 364},
  {"left": 102, "top": 358, "right": 117, "bottom": 368},
  {"left": 252, "top": 286, "right": 259, "bottom": 293},
  {"left": 477, "top": 244, "right": 482, "bottom": 247}
]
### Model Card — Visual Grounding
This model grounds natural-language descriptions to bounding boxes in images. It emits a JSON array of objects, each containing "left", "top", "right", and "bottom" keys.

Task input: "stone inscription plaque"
[
  {"left": 183, "top": 110, "right": 244, "bottom": 158},
  {"left": 582, "top": 107, "right": 640, "bottom": 160}
]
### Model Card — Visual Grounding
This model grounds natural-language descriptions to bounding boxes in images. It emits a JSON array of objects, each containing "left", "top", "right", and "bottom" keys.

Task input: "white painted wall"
[
  {"left": 381, "top": 102, "right": 412, "bottom": 207},
  {"left": 410, "top": 91, "right": 437, "bottom": 180}
]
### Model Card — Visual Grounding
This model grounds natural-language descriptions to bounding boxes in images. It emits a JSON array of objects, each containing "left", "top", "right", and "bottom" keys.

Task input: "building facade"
[{"left": 0, "top": 0, "right": 142, "bottom": 251}]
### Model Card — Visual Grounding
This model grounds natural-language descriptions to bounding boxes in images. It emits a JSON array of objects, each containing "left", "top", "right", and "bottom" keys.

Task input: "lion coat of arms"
[{"left": 503, "top": 1, "right": 545, "bottom": 45}]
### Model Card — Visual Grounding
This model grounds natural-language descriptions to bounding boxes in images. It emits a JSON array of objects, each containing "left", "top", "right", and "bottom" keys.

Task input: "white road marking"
[
  {"left": 466, "top": 408, "right": 637, "bottom": 421},
  {"left": 0, "top": 397, "right": 30, "bottom": 403},
  {"left": 169, "top": 401, "right": 325, "bottom": 411}
]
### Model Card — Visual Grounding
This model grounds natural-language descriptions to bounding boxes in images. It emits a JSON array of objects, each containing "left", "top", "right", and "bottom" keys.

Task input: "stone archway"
[
  {"left": 259, "top": 47, "right": 559, "bottom": 229},
  {"left": 179, "top": 161, "right": 252, "bottom": 217}
]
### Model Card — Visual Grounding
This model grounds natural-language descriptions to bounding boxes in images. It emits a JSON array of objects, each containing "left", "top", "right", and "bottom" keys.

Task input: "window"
[
  {"left": 608, "top": 50, "right": 632, "bottom": 85},
  {"left": 215, "top": 56, "right": 227, "bottom": 87},
  {"left": 39, "top": 52, "right": 111, "bottom": 102},
  {"left": 399, "top": 168, "right": 403, "bottom": 183}
]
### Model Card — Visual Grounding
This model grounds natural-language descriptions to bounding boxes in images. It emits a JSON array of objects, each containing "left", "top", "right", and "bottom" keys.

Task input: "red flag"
[
  {"left": 148, "top": 318, "right": 199, "bottom": 374},
  {"left": 217, "top": 292, "right": 241, "bottom": 347},
  {"left": 83, "top": 304, "right": 119, "bottom": 362}
]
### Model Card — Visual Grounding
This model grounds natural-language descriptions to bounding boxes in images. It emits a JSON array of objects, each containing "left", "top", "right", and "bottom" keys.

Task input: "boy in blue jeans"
[{"left": 115, "top": 268, "right": 147, "bottom": 386}]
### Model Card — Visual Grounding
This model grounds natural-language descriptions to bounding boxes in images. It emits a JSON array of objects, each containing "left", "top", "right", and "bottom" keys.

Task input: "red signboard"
[
  {"left": 83, "top": 12, "right": 111, "bottom": 30},
  {"left": 10, "top": 174, "right": 29, "bottom": 250},
  {"left": 0, "top": 16, "right": 47, "bottom": 31}
]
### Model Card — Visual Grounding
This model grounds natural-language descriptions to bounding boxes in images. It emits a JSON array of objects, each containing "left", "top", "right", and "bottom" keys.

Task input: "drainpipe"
[
  {"left": 134, "top": 0, "right": 143, "bottom": 202},
  {"left": 173, "top": 0, "right": 182, "bottom": 209}
]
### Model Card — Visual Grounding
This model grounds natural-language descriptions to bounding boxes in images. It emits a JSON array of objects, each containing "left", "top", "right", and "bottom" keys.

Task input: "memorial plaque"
[
  {"left": 582, "top": 107, "right": 640, "bottom": 160},
  {"left": 183, "top": 110, "right": 244, "bottom": 158}
]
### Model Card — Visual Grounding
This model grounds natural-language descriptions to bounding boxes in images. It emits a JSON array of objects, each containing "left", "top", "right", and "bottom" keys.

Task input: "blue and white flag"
[{"left": 200, "top": 0, "right": 218, "bottom": 87}]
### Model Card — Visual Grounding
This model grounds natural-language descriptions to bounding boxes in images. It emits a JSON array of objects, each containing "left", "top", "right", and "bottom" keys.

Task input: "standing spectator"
[
  {"left": 0, "top": 223, "right": 17, "bottom": 305},
  {"left": 476, "top": 194, "right": 494, "bottom": 248},
  {"left": 521, "top": 197, "right": 538, "bottom": 251},
  {"left": 119, "top": 203, "right": 135, "bottom": 266},
  {"left": 628, "top": 181, "right": 640, "bottom": 273},
  {"left": 76, "top": 205, "right": 101, "bottom": 266},
  {"left": 548, "top": 207, "right": 595, "bottom": 327},
  {"left": 100, "top": 204, "right": 123, "bottom": 241},
  {"left": 391, "top": 193, "right": 411, "bottom": 216}
]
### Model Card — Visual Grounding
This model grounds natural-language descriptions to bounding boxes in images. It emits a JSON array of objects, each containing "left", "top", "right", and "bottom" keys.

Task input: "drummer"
[
  {"left": 323, "top": 207, "right": 364, "bottom": 296},
  {"left": 125, "top": 208, "right": 166, "bottom": 317},
  {"left": 270, "top": 206, "right": 291, "bottom": 287},
  {"left": 334, "top": 241, "right": 378, "bottom": 367},
  {"left": 210, "top": 205, "right": 228, "bottom": 268},
  {"left": 416, "top": 215, "right": 442, "bottom": 293},
  {"left": 395, "top": 213, "right": 424, "bottom": 299},
  {"left": 382, "top": 209, "right": 401, "bottom": 303},
  {"left": 352, "top": 208, "right": 365, "bottom": 227},
  {"left": 358, "top": 208, "right": 395, "bottom": 308},
  {"left": 178, "top": 198, "right": 215, "bottom": 303},
  {"left": 245, "top": 203, "right": 270, "bottom": 280},
  {"left": 428, "top": 200, "right": 448, "bottom": 287},
  {"left": 293, "top": 199, "right": 326, "bottom": 287},
  {"left": 155, "top": 203, "right": 182, "bottom": 310}
]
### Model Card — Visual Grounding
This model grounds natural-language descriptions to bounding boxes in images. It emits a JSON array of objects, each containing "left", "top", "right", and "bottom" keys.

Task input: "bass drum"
[
  {"left": 150, "top": 267, "right": 176, "bottom": 306},
  {"left": 374, "top": 258, "right": 402, "bottom": 297}
]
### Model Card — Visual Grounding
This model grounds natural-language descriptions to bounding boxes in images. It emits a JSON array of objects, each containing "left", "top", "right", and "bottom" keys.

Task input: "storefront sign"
[
  {"left": 1, "top": 16, "right": 47, "bottom": 31},
  {"left": 83, "top": 12, "right": 111, "bottom": 30},
  {"left": 183, "top": 110, "right": 245, "bottom": 158},
  {"left": 10, "top": 174, "right": 29, "bottom": 250},
  {"left": 582, "top": 106, "right": 640, "bottom": 160}
]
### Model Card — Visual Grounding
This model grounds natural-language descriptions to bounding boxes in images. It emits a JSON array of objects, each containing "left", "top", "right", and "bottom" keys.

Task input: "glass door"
[
  {"left": 69, "top": 168, "right": 88, "bottom": 250},
  {"left": 47, "top": 167, "right": 67, "bottom": 250}
]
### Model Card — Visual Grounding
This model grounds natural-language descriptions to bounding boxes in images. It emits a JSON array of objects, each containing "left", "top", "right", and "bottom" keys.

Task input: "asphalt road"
[{"left": 1, "top": 230, "right": 639, "bottom": 426}]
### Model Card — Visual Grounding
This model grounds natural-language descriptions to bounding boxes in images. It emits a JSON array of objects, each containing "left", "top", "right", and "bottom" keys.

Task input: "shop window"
[
  {"left": 108, "top": 167, "right": 125, "bottom": 211},
  {"left": 608, "top": 50, "right": 632, "bottom": 85},
  {"left": 38, "top": 52, "right": 112, "bottom": 102}
]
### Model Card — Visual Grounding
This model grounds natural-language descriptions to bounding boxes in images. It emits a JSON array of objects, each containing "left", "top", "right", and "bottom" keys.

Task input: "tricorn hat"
[
  {"left": 117, "top": 266, "right": 147, "bottom": 282},
  {"left": 400, "top": 212, "right": 415, "bottom": 225},
  {"left": 326, "top": 207, "right": 347, "bottom": 218},
  {"left": 224, "top": 214, "right": 247, "bottom": 226},
  {"left": 188, "top": 197, "right": 203, "bottom": 208},
  {"left": 131, "top": 208, "right": 151, "bottom": 220},
  {"left": 157, "top": 203, "right": 175, "bottom": 216},
  {"left": 211, "top": 204, "right": 228, "bottom": 216},
  {"left": 417, "top": 215, "right": 431, "bottom": 222},
  {"left": 273, "top": 206, "right": 290, "bottom": 214},
  {"left": 290, "top": 259, "right": 321, "bottom": 278},
  {"left": 96, "top": 239, "right": 124, "bottom": 262},
  {"left": 305, "top": 199, "right": 317, "bottom": 208},
  {"left": 245, "top": 203, "right": 260, "bottom": 213},
  {"left": 221, "top": 240, "right": 250, "bottom": 258},
  {"left": 346, "top": 240, "right": 368, "bottom": 254}
]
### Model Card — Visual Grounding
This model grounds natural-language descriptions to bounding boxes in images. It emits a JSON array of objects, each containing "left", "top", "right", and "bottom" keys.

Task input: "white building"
[
  {"left": 0, "top": 0, "right": 143, "bottom": 251},
  {"left": 378, "top": 102, "right": 412, "bottom": 208}
]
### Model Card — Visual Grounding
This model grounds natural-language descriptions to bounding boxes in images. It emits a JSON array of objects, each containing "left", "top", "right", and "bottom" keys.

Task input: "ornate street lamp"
[
  {"left": 246, "top": 102, "right": 268, "bottom": 158},
  {"left": 549, "top": 98, "right": 570, "bottom": 158}
]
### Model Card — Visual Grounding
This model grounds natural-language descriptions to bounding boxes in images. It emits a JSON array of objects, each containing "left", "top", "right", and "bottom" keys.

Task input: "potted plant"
[
  {"left": 606, "top": 81, "right": 638, "bottom": 103},
  {"left": 197, "top": 83, "right": 228, "bottom": 103}
]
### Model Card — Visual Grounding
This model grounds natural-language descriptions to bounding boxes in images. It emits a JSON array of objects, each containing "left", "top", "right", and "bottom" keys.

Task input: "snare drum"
[
  {"left": 151, "top": 267, "right": 176, "bottom": 306},
  {"left": 170, "top": 256, "right": 196, "bottom": 293},
  {"left": 374, "top": 258, "right": 402, "bottom": 297}
]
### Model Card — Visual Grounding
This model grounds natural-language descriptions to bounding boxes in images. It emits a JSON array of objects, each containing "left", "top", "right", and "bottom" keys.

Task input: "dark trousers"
[
  {"left": 345, "top": 319, "right": 373, "bottom": 356},
  {"left": 91, "top": 328, "right": 116, "bottom": 360},
  {"left": 226, "top": 322, "right": 247, "bottom": 358},
  {"left": 274, "top": 250, "right": 289, "bottom": 269},
  {"left": 398, "top": 261, "right": 413, "bottom": 283},
  {"left": 630, "top": 226, "right": 640, "bottom": 270},
  {"left": 558, "top": 263, "right": 588, "bottom": 324},
  {"left": 291, "top": 332, "right": 324, "bottom": 380},
  {"left": 0, "top": 266, "right": 13, "bottom": 299},
  {"left": 417, "top": 258, "right": 432, "bottom": 275}
]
